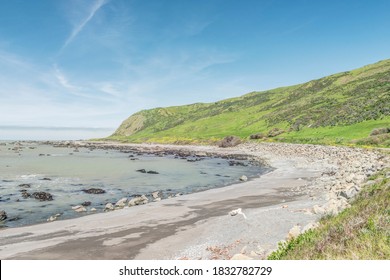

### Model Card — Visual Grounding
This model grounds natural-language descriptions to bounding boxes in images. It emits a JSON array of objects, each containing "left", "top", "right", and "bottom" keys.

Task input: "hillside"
[{"left": 110, "top": 59, "right": 390, "bottom": 146}]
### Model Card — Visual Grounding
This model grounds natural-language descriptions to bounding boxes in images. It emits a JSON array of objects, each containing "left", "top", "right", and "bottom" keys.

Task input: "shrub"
[{"left": 370, "top": 127, "right": 390, "bottom": 136}]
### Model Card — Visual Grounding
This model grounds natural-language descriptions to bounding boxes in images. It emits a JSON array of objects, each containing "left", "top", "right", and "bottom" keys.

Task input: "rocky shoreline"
[{"left": 0, "top": 141, "right": 388, "bottom": 259}]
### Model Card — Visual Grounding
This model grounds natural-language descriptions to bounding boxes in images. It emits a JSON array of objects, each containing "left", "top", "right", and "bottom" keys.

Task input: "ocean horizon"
[{"left": 0, "top": 126, "right": 116, "bottom": 141}]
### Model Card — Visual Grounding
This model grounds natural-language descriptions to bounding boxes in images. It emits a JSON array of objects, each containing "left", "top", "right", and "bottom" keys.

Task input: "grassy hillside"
[
  {"left": 110, "top": 59, "right": 390, "bottom": 146},
  {"left": 268, "top": 169, "right": 390, "bottom": 260}
]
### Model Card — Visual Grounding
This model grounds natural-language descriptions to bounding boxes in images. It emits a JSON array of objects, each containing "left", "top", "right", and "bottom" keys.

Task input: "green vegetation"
[
  {"left": 109, "top": 59, "right": 390, "bottom": 147},
  {"left": 268, "top": 170, "right": 390, "bottom": 260}
]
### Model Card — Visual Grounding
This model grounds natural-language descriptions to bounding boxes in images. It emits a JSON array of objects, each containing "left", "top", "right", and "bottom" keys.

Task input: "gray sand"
[{"left": 0, "top": 142, "right": 386, "bottom": 259}]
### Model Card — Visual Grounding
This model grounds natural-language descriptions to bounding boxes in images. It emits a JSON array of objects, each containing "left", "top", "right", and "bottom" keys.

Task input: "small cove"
[{"left": 0, "top": 141, "right": 269, "bottom": 228}]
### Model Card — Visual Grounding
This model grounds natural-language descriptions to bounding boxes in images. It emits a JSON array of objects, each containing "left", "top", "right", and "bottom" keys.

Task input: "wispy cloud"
[{"left": 61, "top": 0, "right": 108, "bottom": 51}]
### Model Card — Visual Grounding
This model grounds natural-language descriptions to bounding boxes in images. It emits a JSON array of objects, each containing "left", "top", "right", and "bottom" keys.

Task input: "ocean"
[{"left": 0, "top": 141, "right": 267, "bottom": 227}]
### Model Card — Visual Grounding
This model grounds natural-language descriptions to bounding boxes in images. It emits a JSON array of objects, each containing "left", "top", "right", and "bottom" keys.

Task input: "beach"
[{"left": 0, "top": 142, "right": 387, "bottom": 259}]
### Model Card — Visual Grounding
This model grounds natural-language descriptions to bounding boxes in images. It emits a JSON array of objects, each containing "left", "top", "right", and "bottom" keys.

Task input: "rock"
[
  {"left": 147, "top": 170, "right": 159, "bottom": 174},
  {"left": 287, "top": 225, "right": 301, "bottom": 240},
  {"left": 104, "top": 203, "right": 114, "bottom": 211},
  {"left": 40, "top": 178, "right": 52, "bottom": 181},
  {"left": 302, "top": 222, "right": 319, "bottom": 233},
  {"left": 312, "top": 205, "right": 326, "bottom": 215},
  {"left": 90, "top": 208, "right": 97, "bottom": 212},
  {"left": 81, "top": 201, "right": 92, "bottom": 207},
  {"left": 175, "top": 193, "right": 183, "bottom": 197},
  {"left": 128, "top": 195, "right": 149, "bottom": 206},
  {"left": 151, "top": 191, "right": 160, "bottom": 199},
  {"left": 218, "top": 136, "right": 242, "bottom": 148},
  {"left": 18, "top": 183, "right": 31, "bottom": 188},
  {"left": 230, "top": 254, "right": 253, "bottom": 260},
  {"left": 47, "top": 213, "right": 61, "bottom": 222},
  {"left": 0, "top": 210, "right": 7, "bottom": 221},
  {"left": 239, "top": 175, "right": 248, "bottom": 182},
  {"left": 267, "top": 128, "right": 285, "bottom": 137},
  {"left": 82, "top": 188, "right": 106, "bottom": 194},
  {"left": 20, "top": 190, "right": 31, "bottom": 199},
  {"left": 339, "top": 186, "right": 358, "bottom": 200},
  {"left": 32, "top": 192, "right": 53, "bottom": 201},
  {"left": 115, "top": 197, "right": 128, "bottom": 208},
  {"left": 136, "top": 169, "right": 146, "bottom": 173},
  {"left": 250, "top": 133, "right": 266, "bottom": 139},
  {"left": 72, "top": 205, "right": 87, "bottom": 212}
]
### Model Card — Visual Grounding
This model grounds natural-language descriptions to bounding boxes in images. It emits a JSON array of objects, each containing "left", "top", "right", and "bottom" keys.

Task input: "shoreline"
[{"left": 0, "top": 142, "right": 387, "bottom": 259}]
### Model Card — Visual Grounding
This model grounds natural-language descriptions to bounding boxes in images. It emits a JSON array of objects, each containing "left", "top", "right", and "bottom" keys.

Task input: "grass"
[
  {"left": 267, "top": 170, "right": 390, "bottom": 260},
  {"left": 108, "top": 59, "right": 390, "bottom": 147}
]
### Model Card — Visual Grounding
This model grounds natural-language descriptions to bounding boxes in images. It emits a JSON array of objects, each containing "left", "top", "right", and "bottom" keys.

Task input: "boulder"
[
  {"left": 287, "top": 225, "right": 301, "bottom": 240},
  {"left": 0, "top": 210, "right": 7, "bottom": 221},
  {"left": 218, "top": 136, "right": 242, "bottom": 148},
  {"left": 147, "top": 170, "right": 159, "bottom": 174},
  {"left": 267, "top": 128, "right": 285, "bottom": 137},
  {"left": 128, "top": 195, "right": 149, "bottom": 206},
  {"left": 302, "top": 222, "right": 319, "bottom": 233},
  {"left": 81, "top": 201, "right": 92, "bottom": 207},
  {"left": 136, "top": 169, "right": 146, "bottom": 173},
  {"left": 249, "top": 133, "right": 266, "bottom": 139},
  {"left": 32, "top": 192, "right": 53, "bottom": 201},
  {"left": 239, "top": 175, "right": 248, "bottom": 182},
  {"left": 151, "top": 191, "right": 160, "bottom": 199},
  {"left": 72, "top": 205, "right": 87, "bottom": 212},
  {"left": 82, "top": 188, "right": 106, "bottom": 194},
  {"left": 90, "top": 208, "right": 97, "bottom": 212},
  {"left": 104, "top": 203, "right": 115, "bottom": 211},
  {"left": 339, "top": 186, "right": 358, "bottom": 200},
  {"left": 20, "top": 190, "right": 31, "bottom": 199},
  {"left": 47, "top": 213, "right": 61, "bottom": 222},
  {"left": 115, "top": 197, "right": 128, "bottom": 208},
  {"left": 18, "top": 183, "right": 31, "bottom": 188}
]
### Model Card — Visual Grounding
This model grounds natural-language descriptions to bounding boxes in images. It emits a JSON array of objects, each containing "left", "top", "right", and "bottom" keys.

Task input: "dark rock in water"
[
  {"left": 0, "top": 210, "right": 7, "bottom": 221},
  {"left": 82, "top": 188, "right": 106, "bottom": 194},
  {"left": 8, "top": 216, "right": 21, "bottom": 222},
  {"left": 18, "top": 183, "right": 31, "bottom": 188},
  {"left": 130, "top": 158, "right": 139, "bottom": 160},
  {"left": 20, "top": 190, "right": 31, "bottom": 199},
  {"left": 81, "top": 201, "right": 92, "bottom": 207},
  {"left": 32, "top": 192, "right": 53, "bottom": 201},
  {"left": 40, "top": 178, "right": 52, "bottom": 181},
  {"left": 2, "top": 180, "right": 13, "bottom": 182},
  {"left": 136, "top": 169, "right": 147, "bottom": 173},
  {"left": 39, "top": 154, "right": 45, "bottom": 156},
  {"left": 147, "top": 170, "right": 159, "bottom": 174}
]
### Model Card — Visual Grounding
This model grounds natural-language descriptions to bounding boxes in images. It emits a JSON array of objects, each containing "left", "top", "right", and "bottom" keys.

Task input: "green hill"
[{"left": 110, "top": 59, "right": 390, "bottom": 146}]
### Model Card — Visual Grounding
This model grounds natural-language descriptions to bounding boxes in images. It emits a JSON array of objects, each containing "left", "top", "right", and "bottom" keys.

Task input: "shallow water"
[{"left": 0, "top": 141, "right": 267, "bottom": 228}]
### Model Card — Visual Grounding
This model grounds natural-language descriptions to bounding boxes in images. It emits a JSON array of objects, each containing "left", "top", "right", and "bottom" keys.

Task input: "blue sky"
[{"left": 0, "top": 0, "right": 389, "bottom": 132}]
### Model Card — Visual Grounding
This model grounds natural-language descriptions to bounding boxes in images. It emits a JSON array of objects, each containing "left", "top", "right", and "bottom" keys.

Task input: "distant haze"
[{"left": 0, "top": 126, "right": 115, "bottom": 141}]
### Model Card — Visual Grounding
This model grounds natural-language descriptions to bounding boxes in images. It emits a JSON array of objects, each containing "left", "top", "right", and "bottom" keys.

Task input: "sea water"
[{"left": 0, "top": 141, "right": 267, "bottom": 228}]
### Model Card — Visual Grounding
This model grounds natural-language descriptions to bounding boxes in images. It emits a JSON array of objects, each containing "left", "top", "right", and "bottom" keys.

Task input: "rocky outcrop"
[
  {"left": 0, "top": 210, "right": 7, "bottom": 221},
  {"left": 128, "top": 195, "right": 149, "bottom": 206},
  {"left": 32, "top": 192, "right": 53, "bottom": 201},
  {"left": 104, "top": 203, "right": 115, "bottom": 211},
  {"left": 218, "top": 136, "right": 241, "bottom": 148},
  {"left": 82, "top": 188, "right": 106, "bottom": 194},
  {"left": 72, "top": 205, "right": 87, "bottom": 212},
  {"left": 115, "top": 198, "right": 128, "bottom": 208}
]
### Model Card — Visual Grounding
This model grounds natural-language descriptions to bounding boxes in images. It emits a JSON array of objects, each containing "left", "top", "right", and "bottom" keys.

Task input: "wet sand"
[{"left": 0, "top": 142, "right": 386, "bottom": 259}]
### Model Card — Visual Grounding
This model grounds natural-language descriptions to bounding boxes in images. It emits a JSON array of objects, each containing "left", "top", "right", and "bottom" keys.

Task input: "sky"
[{"left": 0, "top": 0, "right": 389, "bottom": 138}]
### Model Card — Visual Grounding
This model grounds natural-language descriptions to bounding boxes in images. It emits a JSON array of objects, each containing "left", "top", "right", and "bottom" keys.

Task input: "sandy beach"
[{"left": 0, "top": 142, "right": 387, "bottom": 259}]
